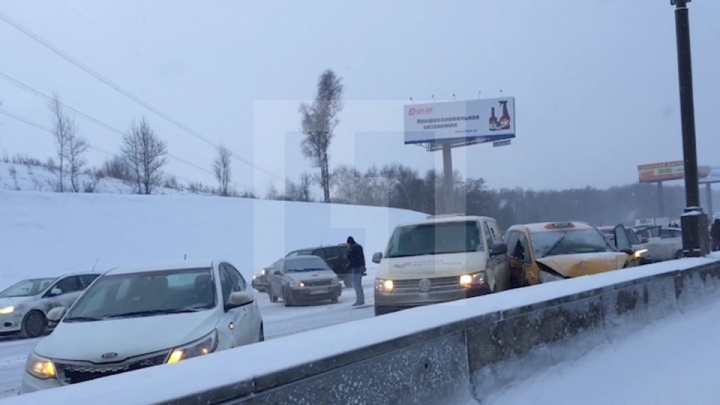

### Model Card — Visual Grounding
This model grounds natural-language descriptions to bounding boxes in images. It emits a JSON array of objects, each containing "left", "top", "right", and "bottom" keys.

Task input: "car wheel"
[
  {"left": 330, "top": 296, "right": 339, "bottom": 303},
  {"left": 674, "top": 250, "right": 684, "bottom": 259},
  {"left": 20, "top": 311, "right": 47, "bottom": 339},
  {"left": 269, "top": 290, "right": 278, "bottom": 303},
  {"left": 258, "top": 324, "right": 265, "bottom": 342}
]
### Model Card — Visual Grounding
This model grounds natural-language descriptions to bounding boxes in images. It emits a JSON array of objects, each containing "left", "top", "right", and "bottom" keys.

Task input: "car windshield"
[
  {"left": 386, "top": 221, "right": 482, "bottom": 258},
  {"left": 531, "top": 229, "right": 614, "bottom": 258},
  {"left": 0, "top": 278, "right": 56, "bottom": 298},
  {"left": 64, "top": 268, "right": 216, "bottom": 322},
  {"left": 285, "top": 258, "right": 329, "bottom": 272}
]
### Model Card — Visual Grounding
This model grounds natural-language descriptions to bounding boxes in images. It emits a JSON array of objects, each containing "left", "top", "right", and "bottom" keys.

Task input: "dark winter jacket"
[
  {"left": 711, "top": 223, "right": 720, "bottom": 241},
  {"left": 347, "top": 243, "right": 366, "bottom": 270}
]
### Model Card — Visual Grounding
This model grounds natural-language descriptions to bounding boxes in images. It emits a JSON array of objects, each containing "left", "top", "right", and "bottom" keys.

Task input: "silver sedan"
[{"left": 0, "top": 272, "right": 100, "bottom": 338}]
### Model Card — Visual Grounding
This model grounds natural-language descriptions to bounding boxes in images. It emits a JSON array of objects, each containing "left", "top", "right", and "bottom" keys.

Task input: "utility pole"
[{"left": 671, "top": 0, "right": 709, "bottom": 256}]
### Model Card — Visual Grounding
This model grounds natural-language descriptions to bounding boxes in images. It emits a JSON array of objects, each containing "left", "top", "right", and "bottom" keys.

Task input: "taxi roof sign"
[{"left": 545, "top": 222, "right": 576, "bottom": 230}]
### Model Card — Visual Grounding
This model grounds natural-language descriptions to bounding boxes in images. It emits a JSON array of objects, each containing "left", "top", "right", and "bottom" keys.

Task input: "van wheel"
[{"left": 20, "top": 311, "right": 46, "bottom": 339}]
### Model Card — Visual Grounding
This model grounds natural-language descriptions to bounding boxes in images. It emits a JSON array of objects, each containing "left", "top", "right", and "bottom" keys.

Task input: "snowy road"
[{"left": 0, "top": 281, "right": 374, "bottom": 398}]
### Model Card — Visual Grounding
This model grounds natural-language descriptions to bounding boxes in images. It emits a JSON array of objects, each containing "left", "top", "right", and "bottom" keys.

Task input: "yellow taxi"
[{"left": 503, "top": 221, "right": 636, "bottom": 286}]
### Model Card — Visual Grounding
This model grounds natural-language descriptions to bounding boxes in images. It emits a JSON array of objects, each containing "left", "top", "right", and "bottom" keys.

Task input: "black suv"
[{"left": 285, "top": 244, "right": 354, "bottom": 288}]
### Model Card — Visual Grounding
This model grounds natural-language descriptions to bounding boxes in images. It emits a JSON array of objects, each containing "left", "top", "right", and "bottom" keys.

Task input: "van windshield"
[{"left": 386, "top": 221, "right": 482, "bottom": 258}]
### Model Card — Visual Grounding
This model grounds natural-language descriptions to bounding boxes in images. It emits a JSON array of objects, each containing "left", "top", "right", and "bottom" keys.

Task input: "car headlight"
[
  {"left": 459, "top": 272, "right": 486, "bottom": 287},
  {"left": 25, "top": 352, "right": 56, "bottom": 380},
  {"left": 375, "top": 279, "right": 394, "bottom": 292},
  {"left": 0, "top": 306, "right": 14, "bottom": 315},
  {"left": 289, "top": 280, "right": 304, "bottom": 288},
  {"left": 633, "top": 249, "right": 649, "bottom": 259},
  {"left": 261, "top": 269, "right": 266, "bottom": 276},
  {"left": 167, "top": 330, "right": 218, "bottom": 364}
]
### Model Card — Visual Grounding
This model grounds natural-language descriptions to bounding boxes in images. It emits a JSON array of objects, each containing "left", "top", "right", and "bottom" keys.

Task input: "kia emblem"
[{"left": 101, "top": 352, "right": 118, "bottom": 359}]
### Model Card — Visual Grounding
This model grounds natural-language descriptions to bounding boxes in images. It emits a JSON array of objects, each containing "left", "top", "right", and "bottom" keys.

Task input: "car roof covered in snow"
[{"left": 104, "top": 259, "right": 217, "bottom": 276}]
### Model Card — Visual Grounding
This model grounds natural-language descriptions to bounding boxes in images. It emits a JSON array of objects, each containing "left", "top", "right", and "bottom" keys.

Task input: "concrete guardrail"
[{"left": 4, "top": 255, "right": 719, "bottom": 405}]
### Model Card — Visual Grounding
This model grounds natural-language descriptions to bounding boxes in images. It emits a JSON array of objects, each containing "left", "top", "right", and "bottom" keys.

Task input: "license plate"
[{"left": 310, "top": 288, "right": 328, "bottom": 294}]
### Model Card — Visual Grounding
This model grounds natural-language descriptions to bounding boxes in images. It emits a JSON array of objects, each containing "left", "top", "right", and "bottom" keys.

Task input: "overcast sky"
[{"left": 0, "top": 0, "right": 719, "bottom": 197}]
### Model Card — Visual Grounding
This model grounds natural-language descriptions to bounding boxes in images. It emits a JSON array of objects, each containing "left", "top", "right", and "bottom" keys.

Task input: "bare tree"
[
  {"left": 299, "top": 69, "right": 343, "bottom": 203},
  {"left": 213, "top": 144, "right": 233, "bottom": 196},
  {"left": 49, "top": 94, "right": 74, "bottom": 192},
  {"left": 65, "top": 129, "right": 89, "bottom": 192},
  {"left": 121, "top": 117, "right": 168, "bottom": 195}
]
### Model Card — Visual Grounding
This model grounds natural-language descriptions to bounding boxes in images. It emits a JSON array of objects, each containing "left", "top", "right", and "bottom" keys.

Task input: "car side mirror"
[
  {"left": 490, "top": 243, "right": 508, "bottom": 256},
  {"left": 50, "top": 288, "right": 62, "bottom": 296},
  {"left": 372, "top": 252, "right": 382, "bottom": 264},
  {"left": 47, "top": 307, "right": 66, "bottom": 322},
  {"left": 273, "top": 270, "right": 281, "bottom": 275},
  {"left": 226, "top": 291, "right": 254, "bottom": 310}
]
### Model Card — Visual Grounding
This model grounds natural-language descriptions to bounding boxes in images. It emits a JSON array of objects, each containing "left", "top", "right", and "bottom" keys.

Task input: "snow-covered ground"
[
  {"left": 484, "top": 290, "right": 720, "bottom": 405},
  {"left": 0, "top": 189, "right": 425, "bottom": 397},
  {"left": 0, "top": 162, "right": 196, "bottom": 195}
]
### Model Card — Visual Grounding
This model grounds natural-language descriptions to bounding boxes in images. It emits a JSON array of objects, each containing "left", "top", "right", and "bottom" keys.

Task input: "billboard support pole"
[
  {"left": 658, "top": 182, "right": 665, "bottom": 217},
  {"left": 442, "top": 142, "right": 455, "bottom": 214},
  {"left": 672, "top": 0, "right": 709, "bottom": 256},
  {"left": 706, "top": 183, "right": 713, "bottom": 217}
]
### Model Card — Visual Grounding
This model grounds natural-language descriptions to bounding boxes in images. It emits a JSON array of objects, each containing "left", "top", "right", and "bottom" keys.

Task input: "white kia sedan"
[{"left": 19, "top": 259, "right": 263, "bottom": 394}]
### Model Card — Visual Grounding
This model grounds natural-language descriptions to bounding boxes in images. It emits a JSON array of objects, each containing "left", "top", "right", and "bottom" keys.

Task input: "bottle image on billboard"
[
  {"left": 489, "top": 107, "right": 498, "bottom": 131},
  {"left": 498, "top": 100, "right": 511, "bottom": 130}
]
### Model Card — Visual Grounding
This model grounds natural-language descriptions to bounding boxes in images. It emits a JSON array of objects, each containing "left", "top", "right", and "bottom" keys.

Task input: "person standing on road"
[
  {"left": 711, "top": 219, "right": 720, "bottom": 251},
  {"left": 346, "top": 236, "right": 365, "bottom": 306}
]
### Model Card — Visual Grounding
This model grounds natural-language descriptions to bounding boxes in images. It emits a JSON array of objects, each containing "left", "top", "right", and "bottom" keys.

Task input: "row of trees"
[
  {"left": 47, "top": 94, "right": 235, "bottom": 196},
  {"left": 274, "top": 162, "right": 698, "bottom": 229}
]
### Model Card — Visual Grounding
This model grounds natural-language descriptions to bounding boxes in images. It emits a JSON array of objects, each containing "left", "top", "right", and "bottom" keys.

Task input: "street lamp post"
[{"left": 671, "top": 0, "right": 710, "bottom": 257}]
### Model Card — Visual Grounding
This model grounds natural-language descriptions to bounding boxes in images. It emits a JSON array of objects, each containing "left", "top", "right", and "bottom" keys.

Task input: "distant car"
[
  {"left": 0, "top": 273, "right": 100, "bottom": 339},
  {"left": 252, "top": 261, "right": 276, "bottom": 293},
  {"left": 598, "top": 225, "right": 651, "bottom": 265},
  {"left": 19, "top": 259, "right": 263, "bottom": 395},
  {"left": 266, "top": 256, "right": 342, "bottom": 306},
  {"left": 504, "top": 221, "right": 636, "bottom": 285},
  {"left": 634, "top": 226, "right": 684, "bottom": 261},
  {"left": 285, "top": 244, "right": 356, "bottom": 288}
]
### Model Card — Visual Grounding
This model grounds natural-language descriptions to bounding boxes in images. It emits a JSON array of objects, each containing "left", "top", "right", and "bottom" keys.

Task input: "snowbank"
[
  {"left": 0, "top": 162, "right": 190, "bottom": 195},
  {"left": 0, "top": 189, "right": 426, "bottom": 289}
]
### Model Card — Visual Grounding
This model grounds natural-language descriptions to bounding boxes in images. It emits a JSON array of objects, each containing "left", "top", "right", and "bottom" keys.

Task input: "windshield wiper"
[
  {"left": 104, "top": 308, "right": 205, "bottom": 319},
  {"left": 543, "top": 235, "right": 567, "bottom": 257},
  {"left": 63, "top": 316, "right": 104, "bottom": 322}
]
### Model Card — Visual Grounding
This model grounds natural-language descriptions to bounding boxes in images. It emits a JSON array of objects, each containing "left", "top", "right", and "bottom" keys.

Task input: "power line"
[
  {"left": 0, "top": 11, "right": 284, "bottom": 182},
  {"left": 0, "top": 107, "right": 259, "bottom": 194}
]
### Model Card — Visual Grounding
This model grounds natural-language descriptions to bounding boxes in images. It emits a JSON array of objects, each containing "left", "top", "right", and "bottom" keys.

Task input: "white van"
[{"left": 371, "top": 214, "right": 509, "bottom": 316}]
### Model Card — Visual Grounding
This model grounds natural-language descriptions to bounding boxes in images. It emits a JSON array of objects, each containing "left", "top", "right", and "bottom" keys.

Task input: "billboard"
[
  {"left": 699, "top": 165, "right": 720, "bottom": 184},
  {"left": 638, "top": 160, "right": 712, "bottom": 183},
  {"left": 403, "top": 97, "right": 516, "bottom": 145}
]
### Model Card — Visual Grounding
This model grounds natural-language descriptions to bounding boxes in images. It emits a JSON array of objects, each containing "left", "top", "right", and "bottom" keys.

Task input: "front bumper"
[
  {"left": 19, "top": 371, "right": 61, "bottom": 394},
  {"left": 287, "top": 285, "right": 342, "bottom": 302},
  {"left": 0, "top": 312, "right": 23, "bottom": 335},
  {"left": 252, "top": 277, "right": 269, "bottom": 292},
  {"left": 375, "top": 284, "right": 491, "bottom": 312}
]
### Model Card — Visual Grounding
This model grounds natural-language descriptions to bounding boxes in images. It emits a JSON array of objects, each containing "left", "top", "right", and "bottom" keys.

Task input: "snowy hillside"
[
  {"left": 0, "top": 162, "right": 203, "bottom": 195},
  {"left": 0, "top": 189, "right": 427, "bottom": 289}
]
